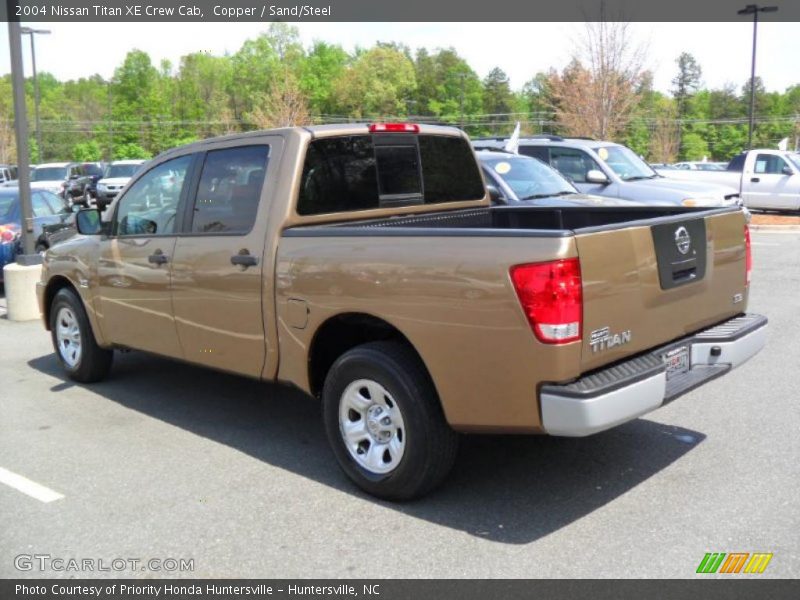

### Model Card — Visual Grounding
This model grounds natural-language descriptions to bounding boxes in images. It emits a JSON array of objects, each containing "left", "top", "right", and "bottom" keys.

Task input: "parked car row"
[
  {"left": 656, "top": 149, "right": 800, "bottom": 212},
  {"left": 0, "top": 187, "right": 76, "bottom": 282},
  {"left": 472, "top": 134, "right": 741, "bottom": 209},
  {"left": 2, "top": 160, "right": 147, "bottom": 208},
  {"left": 0, "top": 164, "right": 18, "bottom": 184}
]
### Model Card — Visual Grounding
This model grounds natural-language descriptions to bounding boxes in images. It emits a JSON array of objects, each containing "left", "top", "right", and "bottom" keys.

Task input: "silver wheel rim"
[
  {"left": 339, "top": 379, "right": 406, "bottom": 475},
  {"left": 55, "top": 307, "right": 82, "bottom": 368}
]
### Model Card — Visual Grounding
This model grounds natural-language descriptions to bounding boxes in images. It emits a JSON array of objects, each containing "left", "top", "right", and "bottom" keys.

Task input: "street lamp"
[
  {"left": 20, "top": 27, "right": 51, "bottom": 162},
  {"left": 737, "top": 4, "right": 778, "bottom": 150}
]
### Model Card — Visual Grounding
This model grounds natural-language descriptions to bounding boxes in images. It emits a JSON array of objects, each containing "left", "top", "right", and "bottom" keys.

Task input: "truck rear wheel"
[
  {"left": 322, "top": 341, "right": 459, "bottom": 500},
  {"left": 50, "top": 288, "right": 113, "bottom": 383}
]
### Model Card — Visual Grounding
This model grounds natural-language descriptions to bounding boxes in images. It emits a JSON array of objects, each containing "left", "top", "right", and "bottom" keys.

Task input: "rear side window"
[
  {"left": 518, "top": 145, "right": 549, "bottom": 163},
  {"left": 191, "top": 145, "right": 269, "bottom": 234},
  {"left": 726, "top": 154, "right": 746, "bottom": 172},
  {"left": 297, "top": 134, "right": 484, "bottom": 216}
]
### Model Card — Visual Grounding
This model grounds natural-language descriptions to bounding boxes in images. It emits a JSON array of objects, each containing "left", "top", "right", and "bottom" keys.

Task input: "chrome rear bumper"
[{"left": 540, "top": 314, "right": 768, "bottom": 437}]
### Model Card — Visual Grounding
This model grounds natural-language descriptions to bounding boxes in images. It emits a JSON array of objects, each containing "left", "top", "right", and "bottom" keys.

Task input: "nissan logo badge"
[{"left": 675, "top": 226, "right": 691, "bottom": 255}]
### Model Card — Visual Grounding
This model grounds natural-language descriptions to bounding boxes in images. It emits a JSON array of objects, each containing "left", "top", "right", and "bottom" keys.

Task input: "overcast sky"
[{"left": 0, "top": 21, "right": 798, "bottom": 94}]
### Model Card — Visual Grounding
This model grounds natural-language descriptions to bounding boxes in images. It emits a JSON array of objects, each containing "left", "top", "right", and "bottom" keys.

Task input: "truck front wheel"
[
  {"left": 50, "top": 288, "right": 113, "bottom": 383},
  {"left": 322, "top": 341, "right": 459, "bottom": 500}
]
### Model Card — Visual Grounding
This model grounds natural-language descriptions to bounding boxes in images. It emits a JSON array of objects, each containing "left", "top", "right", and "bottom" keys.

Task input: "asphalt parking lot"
[{"left": 1, "top": 229, "right": 798, "bottom": 579}]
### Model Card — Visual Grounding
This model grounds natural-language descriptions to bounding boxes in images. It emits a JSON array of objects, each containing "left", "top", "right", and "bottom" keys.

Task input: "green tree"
[
  {"left": 299, "top": 41, "right": 350, "bottom": 115},
  {"left": 332, "top": 47, "right": 416, "bottom": 118},
  {"left": 113, "top": 142, "right": 151, "bottom": 160},
  {"left": 482, "top": 67, "right": 514, "bottom": 133},
  {"left": 72, "top": 140, "right": 102, "bottom": 161},
  {"left": 412, "top": 48, "right": 482, "bottom": 125},
  {"left": 520, "top": 73, "right": 553, "bottom": 133},
  {"left": 672, "top": 53, "right": 702, "bottom": 119}
]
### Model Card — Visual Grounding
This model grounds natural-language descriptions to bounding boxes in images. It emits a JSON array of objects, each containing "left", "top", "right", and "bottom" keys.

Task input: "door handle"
[
  {"left": 148, "top": 250, "right": 169, "bottom": 265},
  {"left": 230, "top": 251, "right": 258, "bottom": 268},
  {"left": 750, "top": 177, "right": 760, "bottom": 183}
]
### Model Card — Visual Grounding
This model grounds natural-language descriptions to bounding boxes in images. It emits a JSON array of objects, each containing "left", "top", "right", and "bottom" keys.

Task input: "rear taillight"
[
  {"left": 0, "top": 224, "right": 20, "bottom": 243},
  {"left": 368, "top": 123, "right": 420, "bottom": 133},
  {"left": 745, "top": 224, "right": 752, "bottom": 286},
  {"left": 510, "top": 258, "right": 583, "bottom": 344}
]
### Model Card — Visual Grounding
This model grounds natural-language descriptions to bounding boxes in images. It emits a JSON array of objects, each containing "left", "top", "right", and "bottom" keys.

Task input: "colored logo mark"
[{"left": 696, "top": 552, "right": 773, "bottom": 574}]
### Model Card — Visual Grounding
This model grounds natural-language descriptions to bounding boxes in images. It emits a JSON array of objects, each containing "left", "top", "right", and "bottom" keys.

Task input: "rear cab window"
[{"left": 297, "top": 133, "right": 484, "bottom": 216}]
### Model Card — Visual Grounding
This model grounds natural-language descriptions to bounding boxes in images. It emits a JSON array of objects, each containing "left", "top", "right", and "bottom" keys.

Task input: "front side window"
[
  {"left": 754, "top": 154, "right": 788, "bottom": 175},
  {"left": 548, "top": 148, "right": 602, "bottom": 183},
  {"left": 114, "top": 155, "right": 192, "bottom": 236},
  {"left": 191, "top": 145, "right": 269, "bottom": 234}
]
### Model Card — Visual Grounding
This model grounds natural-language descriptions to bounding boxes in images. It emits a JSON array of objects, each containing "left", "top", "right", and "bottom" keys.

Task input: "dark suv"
[{"left": 67, "top": 162, "right": 105, "bottom": 206}]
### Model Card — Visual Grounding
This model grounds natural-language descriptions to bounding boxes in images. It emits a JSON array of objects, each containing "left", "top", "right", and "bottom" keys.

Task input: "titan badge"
[{"left": 590, "top": 326, "right": 632, "bottom": 353}]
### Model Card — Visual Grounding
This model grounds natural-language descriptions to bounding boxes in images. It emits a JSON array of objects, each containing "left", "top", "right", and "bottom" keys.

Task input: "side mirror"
[
  {"left": 69, "top": 174, "right": 79, "bottom": 180},
  {"left": 486, "top": 184, "right": 503, "bottom": 204},
  {"left": 782, "top": 166, "right": 793, "bottom": 176},
  {"left": 586, "top": 169, "right": 609, "bottom": 184},
  {"left": 76, "top": 209, "right": 102, "bottom": 235}
]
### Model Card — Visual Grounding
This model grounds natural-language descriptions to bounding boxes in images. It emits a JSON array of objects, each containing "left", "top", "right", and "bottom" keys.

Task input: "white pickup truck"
[{"left": 658, "top": 149, "right": 800, "bottom": 212}]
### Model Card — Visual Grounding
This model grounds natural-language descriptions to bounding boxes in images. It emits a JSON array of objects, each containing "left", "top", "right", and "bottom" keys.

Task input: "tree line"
[{"left": 1, "top": 22, "right": 798, "bottom": 165}]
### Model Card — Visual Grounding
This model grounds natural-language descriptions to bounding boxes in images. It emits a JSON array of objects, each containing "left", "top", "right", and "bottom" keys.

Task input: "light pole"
[
  {"left": 20, "top": 27, "right": 51, "bottom": 162},
  {"left": 6, "top": 20, "right": 36, "bottom": 261},
  {"left": 737, "top": 4, "right": 777, "bottom": 150},
  {"left": 457, "top": 72, "right": 467, "bottom": 130}
]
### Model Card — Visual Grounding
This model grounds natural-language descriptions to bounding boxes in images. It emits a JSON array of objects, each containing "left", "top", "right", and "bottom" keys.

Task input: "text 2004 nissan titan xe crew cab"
[{"left": 38, "top": 124, "right": 767, "bottom": 500}]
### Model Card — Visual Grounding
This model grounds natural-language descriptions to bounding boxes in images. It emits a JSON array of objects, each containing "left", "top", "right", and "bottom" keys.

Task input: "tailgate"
[{"left": 575, "top": 209, "right": 748, "bottom": 373}]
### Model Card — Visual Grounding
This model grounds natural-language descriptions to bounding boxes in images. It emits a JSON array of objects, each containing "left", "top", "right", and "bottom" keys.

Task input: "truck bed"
[
  {"left": 284, "top": 205, "right": 738, "bottom": 236},
  {"left": 278, "top": 204, "right": 750, "bottom": 431}
]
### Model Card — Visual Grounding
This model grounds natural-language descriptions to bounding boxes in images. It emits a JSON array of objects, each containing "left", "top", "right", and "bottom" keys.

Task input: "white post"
[{"left": 3, "top": 264, "right": 43, "bottom": 321}]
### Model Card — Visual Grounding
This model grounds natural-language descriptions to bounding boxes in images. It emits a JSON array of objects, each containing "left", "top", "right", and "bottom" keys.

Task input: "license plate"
[{"left": 663, "top": 346, "right": 690, "bottom": 380}]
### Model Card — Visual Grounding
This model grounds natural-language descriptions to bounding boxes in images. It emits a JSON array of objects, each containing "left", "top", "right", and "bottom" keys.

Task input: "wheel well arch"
[
  {"left": 42, "top": 276, "right": 78, "bottom": 330},
  {"left": 307, "top": 313, "right": 428, "bottom": 398}
]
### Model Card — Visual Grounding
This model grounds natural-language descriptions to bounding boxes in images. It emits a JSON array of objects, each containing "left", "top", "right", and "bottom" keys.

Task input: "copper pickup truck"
[{"left": 37, "top": 124, "right": 767, "bottom": 500}]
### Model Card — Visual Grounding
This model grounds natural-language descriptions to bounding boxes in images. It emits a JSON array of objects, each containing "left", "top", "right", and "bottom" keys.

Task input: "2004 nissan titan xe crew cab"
[{"left": 37, "top": 123, "right": 767, "bottom": 500}]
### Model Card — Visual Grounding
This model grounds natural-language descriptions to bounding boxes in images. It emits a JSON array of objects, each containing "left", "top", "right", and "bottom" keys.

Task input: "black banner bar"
[
  {"left": 3, "top": 580, "right": 800, "bottom": 600},
  {"left": 2, "top": 0, "right": 800, "bottom": 22}
]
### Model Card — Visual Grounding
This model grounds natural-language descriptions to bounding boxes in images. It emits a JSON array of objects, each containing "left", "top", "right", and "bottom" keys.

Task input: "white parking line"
[{"left": 0, "top": 467, "right": 64, "bottom": 503}]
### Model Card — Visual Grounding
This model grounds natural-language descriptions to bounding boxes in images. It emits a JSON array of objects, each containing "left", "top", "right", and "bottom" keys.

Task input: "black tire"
[
  {"left": 49, "top": 287, "right": 113, "bottom": 383},
  {"left": 322, "top": 340, "right": 459, "bottom": 501}
]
